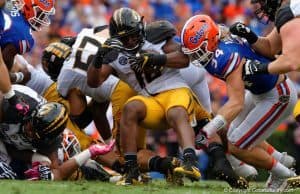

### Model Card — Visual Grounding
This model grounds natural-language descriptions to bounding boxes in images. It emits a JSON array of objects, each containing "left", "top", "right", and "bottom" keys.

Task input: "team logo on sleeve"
[{"left": 118, "top": 56, "right": 128, "bottom": 66}]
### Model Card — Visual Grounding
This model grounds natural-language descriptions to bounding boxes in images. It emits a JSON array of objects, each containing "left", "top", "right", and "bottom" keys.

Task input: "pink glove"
[
  {"left": 89, "top": 140, "right": 115, "bottom": 158},
  {"left": 24, "top": 162, "right": 41, "bottom": 181},
  {"left": 8, "top": 94, "right": 30, "bottom": 115},
  {"left": 24, "top": 161, "right": 53, "bottom": 181}
]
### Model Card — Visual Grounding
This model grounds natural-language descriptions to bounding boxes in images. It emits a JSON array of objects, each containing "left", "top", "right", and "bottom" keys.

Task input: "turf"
[{"left": 0, "top": 180, "right": 299, "bottom": 194}]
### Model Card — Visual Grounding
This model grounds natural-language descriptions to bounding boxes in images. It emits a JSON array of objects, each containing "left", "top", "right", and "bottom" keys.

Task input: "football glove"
[
  {"left": 88, "top": 140, "right": 115, "bottom": 158},
  {"left": 91, "top": 38, "right": 122, "bottom": 68},
  {"left": 128, "top": 52, "right": 167, "bottom": 73},
  {"left": 24, "top": 162, "right": 53, "bottom": 180},
  {"left": 243, "top": 59, "right": 269, "bottom": 77},
  {"left": 42, "top": 42, "right": 72, "bottom": 80},
  {"left": 0, "top": 162, "right": 17, "bottom": 179},
  {"left": 229, "top": 22, "right": 258, "bottom": 44}
]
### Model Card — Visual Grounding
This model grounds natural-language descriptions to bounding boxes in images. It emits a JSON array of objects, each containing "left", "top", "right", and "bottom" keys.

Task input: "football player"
[
  {"left": 12, "top": 54, "right": 126, "bottom": 176},
  {"left": 0, "top": 84, "right": 114, "bottom": 180},
  {"left": 229, "top": 0, "right": 300, "bottom": 75},
  {"left": 145, "top": 19, "right": 259, "bottom": 181},
  {"left": 180, "top": 14, "right": 297, "bottom": 191},
  {"left": 39, "top": 30, "right": 185, "bottom": 186},
  {"left": 0, "top": 0, "right": 29, "bottom": 115},
  {"left": 229, "top": 0, "right": 300, "bottom": 137},
  {"left": 87, "top": 7, "right": 221, "bottom": 186}
]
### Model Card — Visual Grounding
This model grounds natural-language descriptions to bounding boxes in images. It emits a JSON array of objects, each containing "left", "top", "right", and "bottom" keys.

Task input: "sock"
[
  {"left": 266, "top": 144, "right": 283, "bottom": 161},
  {"left": 111, "top": 160, "right": 124, "bottom": 174},
  {"left": 183, "top": 147, "right": 197, "bottom": 161},
  {"left": 226, "top": 154, "right": 243, "bottom": 168},
  {"left": 270, "top": 158, "right": 294, "bottom": 178},
  {"left": 149, "top": 156, "right": 173, "bottom": 175},
  {"left": 3, "top": 89, "right": 15, "bottom": 99},
  {"left": 207, "top": 142, "right": 226, "bottom": 161},
  {"left": 124, "top": 153, "right": 137, "bottom": 163}
]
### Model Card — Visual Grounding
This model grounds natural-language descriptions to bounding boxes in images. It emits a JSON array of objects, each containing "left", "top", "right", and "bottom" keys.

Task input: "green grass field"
[{"left": 1, "top": 180, "right": 299, "bottom": 194}]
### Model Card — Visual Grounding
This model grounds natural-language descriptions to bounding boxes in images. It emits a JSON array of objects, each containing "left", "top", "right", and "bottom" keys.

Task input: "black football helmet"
[
  {"left": 41, "top": 40, "right": 73, "bottom": 81},
  {"left": 109, "top": 7, "right": 145, "bottom": 53},
  {"left": 251, "top": 0, "right": 282, "bottom": 22},
  {"left": 30, "top": 102, "right": 68, "bottom": 140}
]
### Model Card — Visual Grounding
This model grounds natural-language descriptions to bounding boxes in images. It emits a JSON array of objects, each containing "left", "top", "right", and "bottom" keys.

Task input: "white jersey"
[
  {"left": 15, "top": 55, "right": 54, "bottom": 96},
  {"left": 179, "top": 65, "right": 212, "bottom": 113},
  {"left": 109, "top": 40, "right": 189, "bottom": 96},
  {"left": 57, "top": 28, "right": 119, "bottom": 102}
]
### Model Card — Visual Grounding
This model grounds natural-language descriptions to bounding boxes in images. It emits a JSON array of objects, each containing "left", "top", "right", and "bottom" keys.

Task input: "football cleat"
[
  {"left": 287, "top": 175, "right": 300, "bottom": 188},
  {"left": 280, "top": 152, "right": 296, "bottom": 169},
  {"left": 174, "top": 156, "right": 201, "bottom": 181},
  {"left": 266, "top": 169, "right": 296, "bottom": 192},
  {"left": 234, "top": 163, "right": 258, "bottom": 181},
  {"left": 165, "top": 157, "right": 184, "bottom": 186},
  {"left": 213, "top": 158, "right": 249, "bottom": 189},
  {"left": 266, "top": 152, "right": 296, "bottom": 187},
  {"left": 116, "top": 161, "right": 143, "bottom": 186}
]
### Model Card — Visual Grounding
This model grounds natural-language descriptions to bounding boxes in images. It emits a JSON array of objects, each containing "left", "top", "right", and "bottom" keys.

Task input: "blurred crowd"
[{"left": 24, "top": 0, "right": 300, "bottom": 178}]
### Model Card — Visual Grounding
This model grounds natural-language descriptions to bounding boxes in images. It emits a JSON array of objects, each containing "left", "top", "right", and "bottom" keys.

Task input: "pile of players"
[{"left": 1, "top": 0, "right": 300, "bottom": 192}]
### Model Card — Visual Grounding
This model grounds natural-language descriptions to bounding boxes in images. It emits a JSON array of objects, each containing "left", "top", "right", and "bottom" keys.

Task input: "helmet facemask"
[
  {"left": 13, "top": 0, "right": 55, "bottom": 31},
  {"left": 182, "top": 41, "right": 214, "bottom": 67},
  {"left": 27, "top": 4, "right": 55, "bottom": 31},
  {"left": 62, "top": 129, "right": 81, "bottom": 161},
  {"left": 109, "top": 8, "right": 146, "bottom": 54}
]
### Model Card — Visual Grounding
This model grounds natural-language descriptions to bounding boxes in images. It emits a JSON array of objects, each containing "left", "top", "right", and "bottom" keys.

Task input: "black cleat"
[{"left": 213, "top": 158, "right": 249, "bottom": 189}]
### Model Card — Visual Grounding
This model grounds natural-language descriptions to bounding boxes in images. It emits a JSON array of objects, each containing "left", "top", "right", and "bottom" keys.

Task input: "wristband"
[
  {"left": 202, "top": 115, "right": 227, "bottom": 138},
  {"left": 14, "top": 72, "right": 24, "bottom": 83},
  {"left": 246, "top": 31, "right": 258, "bottom": 45},
  {"left": 73, "top": 149, "right": 91, "bottom": 166}
]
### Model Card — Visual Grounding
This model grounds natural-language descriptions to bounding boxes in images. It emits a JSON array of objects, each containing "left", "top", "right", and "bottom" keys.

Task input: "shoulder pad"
[
  {"left": 145, "top": 20, "right": 177, "bottom": 44},
  {"left": 60, "top": 36, "right": 76, "bottom": 47},
  {"left": 94, "top": 25, "right": 108, "bottom": 33},
  {"left": 275, "top": 3, "right": 294, "bottom": 32}
]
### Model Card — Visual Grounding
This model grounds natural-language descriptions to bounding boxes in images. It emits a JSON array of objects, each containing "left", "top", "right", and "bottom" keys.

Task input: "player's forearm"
[
  {"left": 267, "top": 53, "right": 299, "bottom": 74},
  {"left": 87, "top": 65, "right": 102, "bottom": 88},
  {"left": 218, "top": 101, "right": 243, "bottom": 124},
  {"left": 166, "top": 51, "right": 190, "bottom": 68},
  {"left": 252, "top": 37, "right": 277, "bottom": 59}
]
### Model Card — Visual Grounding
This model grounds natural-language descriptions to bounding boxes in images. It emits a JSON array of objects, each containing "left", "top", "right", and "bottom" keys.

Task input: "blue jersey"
[
  {"left": 205, "top": 37, "right": 279, "bottom": 94},
  {"left": 0, "top": 9, "right": 12, "bottom": 37},
  {"left": 0, "top": 9, "right": 34, "bottom": 54}
]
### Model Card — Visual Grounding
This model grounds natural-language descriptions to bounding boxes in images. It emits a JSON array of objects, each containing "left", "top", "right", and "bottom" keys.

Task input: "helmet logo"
[
  {"left": 39, "top": 0, "right": 52, "bottom": 8},
  {"left": 37, "top": 104, "right": 52, "bottom": 117},
  {"left": 189, "top": 23, "right": 208, "bottom": 44}
]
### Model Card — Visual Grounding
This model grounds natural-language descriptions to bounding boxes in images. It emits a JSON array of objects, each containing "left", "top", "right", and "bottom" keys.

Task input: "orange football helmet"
[
  {"left": 61, "top": 129, "right": 81, "bottom": 161},
  {"left": 181, "top": 15, "right": 219, "bottom": 67},
  {"left": 11, "top": 0, "right": 55, "bottom": 31}
]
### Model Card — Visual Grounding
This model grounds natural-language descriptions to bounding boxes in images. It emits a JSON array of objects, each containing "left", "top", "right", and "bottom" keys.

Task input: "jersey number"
[{"left": 73, "top": 37, "right": 101, "bottom": 71}]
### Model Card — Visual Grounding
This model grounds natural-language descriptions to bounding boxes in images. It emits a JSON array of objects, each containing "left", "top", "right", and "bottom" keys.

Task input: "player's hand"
[
  {"left": 128, "top": 52, "right": 167, "bottom": 73},
  {"left": 8, "top": 94, "right": 30, "bottom": 116},
  {"left": 243, "top": 59, "right": 269, "bottom": 77},
  {"left": 89, "top": 140, "right": 115, "bottom": 158},
  {"left": 229, "top": 22, "right": 258, "bottom": 44},
  {"left": 19, "top": 66, "right": 31, "bottom": 84},
  {"left": 195, "top": 131, "right": 209, "bottom": 150},
  {"left": 24, "top": 162, "right": 53, "bottom": 181}
]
